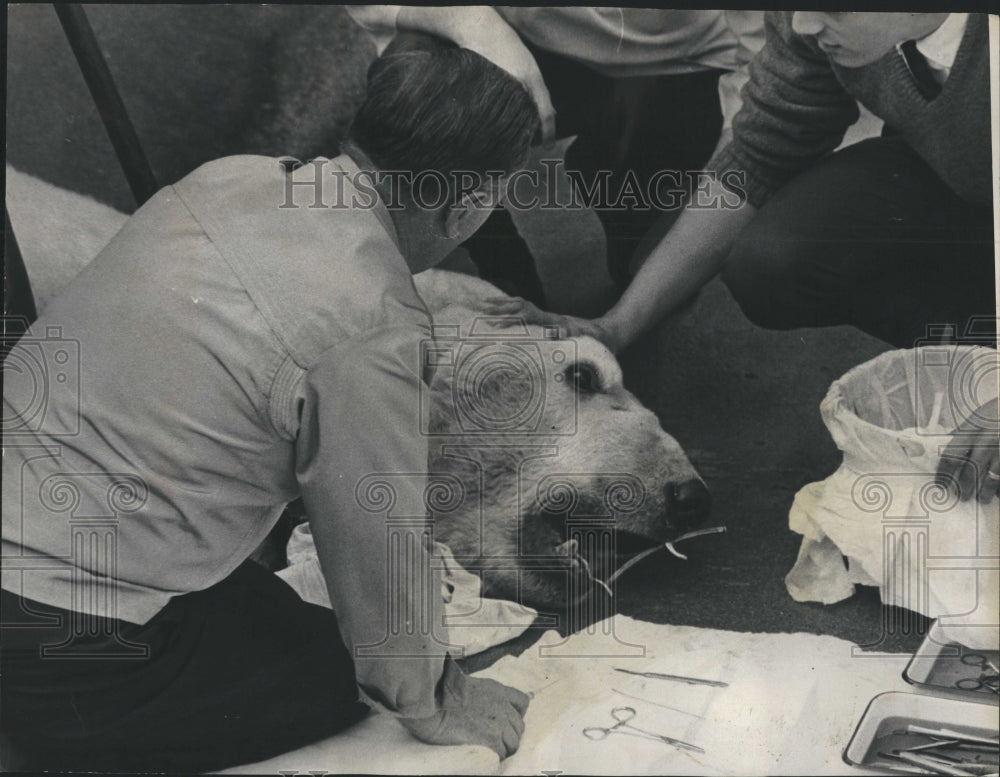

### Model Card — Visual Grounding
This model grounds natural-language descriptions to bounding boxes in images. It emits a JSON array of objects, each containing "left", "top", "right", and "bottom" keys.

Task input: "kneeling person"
[{"left": 1, "top": 34, "right": 538, "bottom": 771}]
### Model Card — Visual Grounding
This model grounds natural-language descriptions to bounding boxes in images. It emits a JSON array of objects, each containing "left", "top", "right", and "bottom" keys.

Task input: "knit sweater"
[{"left": 710, "top": 12, "right": 992, "bottom": 208}]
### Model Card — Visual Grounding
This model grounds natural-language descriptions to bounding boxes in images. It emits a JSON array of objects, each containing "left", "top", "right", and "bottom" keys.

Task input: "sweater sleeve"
[
  {"left": 717, "top": 11, "right": 766, "bottom": 131},
  {"left": 708, "top": 11, "right": 860, "bottom": 208}
]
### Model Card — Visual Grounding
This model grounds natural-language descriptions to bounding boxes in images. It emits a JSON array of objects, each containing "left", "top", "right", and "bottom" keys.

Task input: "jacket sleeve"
[
  {"left": 295, "top": 324, "right": 458, "bottom": 719},
  {"left": 709, "top": 11, "right": 860, "bottom": 208}
]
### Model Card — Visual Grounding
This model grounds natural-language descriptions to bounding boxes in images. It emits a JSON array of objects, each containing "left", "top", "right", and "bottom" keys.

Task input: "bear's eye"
[{"left": 564, "top": 362, "right": 600, "bottom": 395}]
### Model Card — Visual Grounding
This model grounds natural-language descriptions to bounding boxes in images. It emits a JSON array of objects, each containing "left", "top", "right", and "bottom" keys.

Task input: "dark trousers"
[
  {"left": 721, "top": 136, "right": 996, "bottom": 348},
  {"left": 466, "top": 45, "right": 725, "bottom": 302},
  {"left": 0, "top": 562, "right": 368, "bottom": 772}
]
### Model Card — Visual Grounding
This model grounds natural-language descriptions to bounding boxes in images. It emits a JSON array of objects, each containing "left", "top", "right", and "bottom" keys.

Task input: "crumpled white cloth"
[
  {"left": 278, "top": 522, "right": 537, "bottom": 656},
  {"left": 473, "top": 615, "right": 913, "bottom": 775},
  {"left": 784, "top": 347, "right": 999, "bottom": 651}
]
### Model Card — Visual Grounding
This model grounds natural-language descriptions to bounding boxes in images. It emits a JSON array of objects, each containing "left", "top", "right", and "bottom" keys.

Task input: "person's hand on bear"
[
  {"left": 481, "top": 296, "right": 620, "bottom": 352},
  {"left": 935, "top": 396, "right": 1000, "bottom": 503},
  {"left": 400, "top": 658, "right": 530, "bottom": 759}
]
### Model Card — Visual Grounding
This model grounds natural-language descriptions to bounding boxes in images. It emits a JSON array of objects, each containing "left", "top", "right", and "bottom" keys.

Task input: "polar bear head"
[{"left": 414, "top": 270, "right": 710, "bottom": 607}]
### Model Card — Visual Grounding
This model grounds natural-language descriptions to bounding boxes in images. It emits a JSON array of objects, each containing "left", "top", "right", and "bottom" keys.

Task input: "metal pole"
[
  {"left": 3, "top": 208, "right": 37, "bottom": 325},
  {"left": 53, "top": 3, "right": 158, "bottom": 206}
]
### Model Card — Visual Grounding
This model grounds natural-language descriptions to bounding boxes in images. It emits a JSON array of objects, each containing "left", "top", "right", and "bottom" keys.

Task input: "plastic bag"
[{"left": 785, "top": 346, "right": 998, "bottom": 650}]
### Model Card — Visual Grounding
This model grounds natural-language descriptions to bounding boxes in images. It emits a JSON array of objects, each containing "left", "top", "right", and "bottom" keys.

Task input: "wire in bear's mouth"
[
  {"left": 613, "top": 530, "right": 662, "bottom": 557},
  {"left": 555, "top": 526, "right": 726, "bottom": 598},
  {"left": 581, "top": 526, "right": 728, "bottom": 597}
]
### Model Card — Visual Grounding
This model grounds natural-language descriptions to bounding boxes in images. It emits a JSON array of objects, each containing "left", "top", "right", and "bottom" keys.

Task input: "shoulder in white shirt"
[{"left": 914, "top": 12, "right": 969, "bottom": 82}]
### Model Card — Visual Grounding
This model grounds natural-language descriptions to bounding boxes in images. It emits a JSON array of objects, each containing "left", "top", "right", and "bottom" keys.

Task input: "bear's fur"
[{"left": 414, "top": 271, "right": 707, "bottom": 606}]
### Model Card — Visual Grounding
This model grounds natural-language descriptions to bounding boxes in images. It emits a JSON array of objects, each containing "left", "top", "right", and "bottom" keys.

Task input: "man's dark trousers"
[
  {"left": 721, "top": 136, "right": 995, "bottom": 348},
  {"left": 1, "top": 561, "right": 368, "bottom": 772}
]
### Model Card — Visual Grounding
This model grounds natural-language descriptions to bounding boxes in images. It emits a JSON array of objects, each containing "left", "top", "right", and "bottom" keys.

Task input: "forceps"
[
  {"left": 582, "top": 706, "right": 705, "bottom": 753},
  {"left": 956, "top": 653, "right": 1000, "bottom": 693}
]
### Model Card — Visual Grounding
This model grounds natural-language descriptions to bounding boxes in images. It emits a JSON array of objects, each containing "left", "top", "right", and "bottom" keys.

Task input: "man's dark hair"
[{"left": 347, "top": 32, "right": 539, "bottom": 179}]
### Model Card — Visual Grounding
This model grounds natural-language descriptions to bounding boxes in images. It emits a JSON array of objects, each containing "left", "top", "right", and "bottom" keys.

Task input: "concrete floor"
[{"left": 617, "top": 281, "right": 906, "bottom": 640}]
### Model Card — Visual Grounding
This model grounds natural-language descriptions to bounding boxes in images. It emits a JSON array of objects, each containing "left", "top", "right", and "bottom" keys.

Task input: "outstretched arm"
[
  {"left": 486, "top": 12, "right": 859, "bottom": 351},
  {"left": 482, "top": 176, "right": 755, "bottom": 352},
  {"left": 599, "top": 184, "right": 757, "bottom": 352}
]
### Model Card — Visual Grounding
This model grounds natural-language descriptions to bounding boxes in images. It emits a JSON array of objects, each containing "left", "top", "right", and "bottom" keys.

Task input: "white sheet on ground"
[
  {"left": 214, "top": 710, "right": 499, "bottom": 775},
  {"left": 475, "top": 616, "right": 912, "bottom": 776},
  {"left": 220, "top": 617, "right": 911, "bottom": 775}
]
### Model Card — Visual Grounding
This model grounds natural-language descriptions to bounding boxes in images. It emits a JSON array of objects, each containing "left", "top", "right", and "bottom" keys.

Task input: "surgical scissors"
[
  {"left": 956, "top": 653, "right": 1000, "bottom": 693},
  {"left": 582, "top": 706, "right": 705, "bottom": 753}
]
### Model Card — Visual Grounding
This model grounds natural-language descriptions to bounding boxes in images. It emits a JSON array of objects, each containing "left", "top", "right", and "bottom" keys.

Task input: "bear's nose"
[{"left": 666, "top": 479, "right": 711, "bottom": 533}]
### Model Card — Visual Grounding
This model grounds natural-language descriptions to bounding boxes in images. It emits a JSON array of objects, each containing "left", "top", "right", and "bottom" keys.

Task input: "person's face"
[
  {"left": 442, "top": 176, "right": 509, "bottom": 248},
  {"left": 400, "top": 176, "right": 508, "bottom": 275},
  {"left": 791, "top": 12, "right": 949, "bottom": 68}
]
